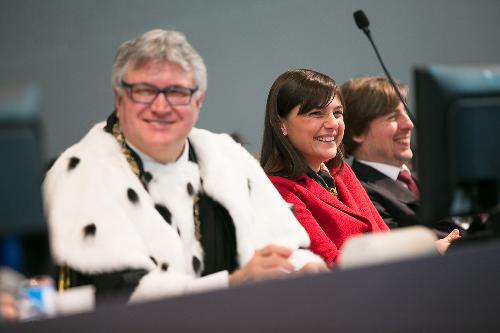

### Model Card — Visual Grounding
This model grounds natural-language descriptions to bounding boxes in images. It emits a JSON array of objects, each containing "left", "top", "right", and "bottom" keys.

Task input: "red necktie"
[{"left": 397, "top": 169, "right": 420, "bottom": 197}]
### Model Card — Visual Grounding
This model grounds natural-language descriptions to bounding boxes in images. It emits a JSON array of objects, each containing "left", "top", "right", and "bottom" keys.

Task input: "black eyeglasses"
[{"left": 121, "top": 80, "right": 199, "bottom": 106}]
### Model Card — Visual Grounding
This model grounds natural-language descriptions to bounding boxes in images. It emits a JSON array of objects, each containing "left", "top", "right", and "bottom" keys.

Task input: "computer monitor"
[
  {"left": 0, "top": 84, "right": 46, "bottom": 235},
  {"left": 414, "top": 65, "right": 500, "bottom": 226}
]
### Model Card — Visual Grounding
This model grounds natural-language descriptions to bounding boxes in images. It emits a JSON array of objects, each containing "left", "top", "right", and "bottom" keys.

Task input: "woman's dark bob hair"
[{"left": 260, "top": 69, "right": 344, "bottom": 179}]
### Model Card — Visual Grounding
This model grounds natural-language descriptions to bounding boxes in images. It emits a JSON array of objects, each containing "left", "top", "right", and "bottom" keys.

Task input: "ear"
[
  {"left": 280, "top": 120, "right": 288, "bottom": 136},
  {"left": 194, "top": 91, "right": 205, "bottom": 109},
  {"left": 113, "top": 88, "right": 123, "bottom": 111},
  {"left": 351, "top": 132, "right": 366, "bottom": 144}
]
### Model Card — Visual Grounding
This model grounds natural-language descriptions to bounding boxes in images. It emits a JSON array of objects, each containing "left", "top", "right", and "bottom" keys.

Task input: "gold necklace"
[
  {"left": 319, "top": 163, "right": 338, "bottom": 198},
  {"left": 112, "top": 121, "right": 140, "bottom": 178}
]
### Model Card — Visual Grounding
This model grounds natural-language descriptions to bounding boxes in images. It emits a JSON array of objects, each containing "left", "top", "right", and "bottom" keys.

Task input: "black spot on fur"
[
  {"left": 143, "top": 172, "right": 153, "bottom": 183},
  {"left": 161, "top": 263, "right": 169, "bottom": 272},
  {"left": 187, "top": 182, "right": 194, "bottom": 196},
  {"left": 200, "top": 178, "right": 204, "bottom": 186},
  {"left": 192, "top": 256, "right": 201, "bottom": 274},
  {"left": 247, "top": 178, "right": 252, "bottom": 192},
  {"left": 127, "top": 188, "right": 139, "bottom": 204},
  {"left": 289, "top": 204, "right": 296, "bottom": 214},
  {"left": 83, "top": 223, "right": 96, "bottom": 237},
  {"left": 155, "top": 204, "right": 172, "bottom": 224},
  {"left": 68, "top": 157, "right": 80, "bottom": 171},
  {"left": 149, "top": 256, "right": 158, "bottom": 266},
  {"left": 177, "top": 227, "right": 181, "bottom": 237}
]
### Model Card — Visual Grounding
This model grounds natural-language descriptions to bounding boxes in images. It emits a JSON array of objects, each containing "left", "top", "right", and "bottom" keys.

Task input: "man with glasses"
[{"left": 43, "top": 29, "right": 325, "bottom": 304}]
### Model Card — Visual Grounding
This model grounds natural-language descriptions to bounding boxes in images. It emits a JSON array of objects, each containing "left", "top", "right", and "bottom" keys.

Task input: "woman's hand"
[
  {"left": 229, "top": 245, "right": 295, "bottom": 286},
  {"left": 435, "top": 229, "right": 461, "bottom": 255}
]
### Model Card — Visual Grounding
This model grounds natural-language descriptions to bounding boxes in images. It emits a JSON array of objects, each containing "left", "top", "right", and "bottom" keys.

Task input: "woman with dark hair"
[
  {"left": 260, "top": 69, "right": 388, "bottom": 266},
  {"left": 260, "top": 69, "right": 458, "bottom": 266}
]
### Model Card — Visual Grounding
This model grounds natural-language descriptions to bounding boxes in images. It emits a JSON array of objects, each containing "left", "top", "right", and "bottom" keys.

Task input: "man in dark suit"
[
  {"left": 349, "top": 159, "right": 419, "bottom": 230},
  {"left": 341, "top": 77, "right": 457, "bottom": 237}
]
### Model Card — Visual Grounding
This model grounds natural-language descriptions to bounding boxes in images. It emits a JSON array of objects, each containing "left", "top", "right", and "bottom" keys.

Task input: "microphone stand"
[{"left": 355, "top": 12, "right": 417, "bottom": 125}]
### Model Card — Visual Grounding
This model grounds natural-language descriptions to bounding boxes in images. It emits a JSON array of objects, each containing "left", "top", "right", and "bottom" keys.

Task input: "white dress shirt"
[{"left": 356, "top": 160, "right": 411, "bottom": 189}]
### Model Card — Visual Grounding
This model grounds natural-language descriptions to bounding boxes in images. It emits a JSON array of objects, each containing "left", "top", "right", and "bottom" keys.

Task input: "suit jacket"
[
  {"left": 351, "top": 160, "right": 456, "bottom": 237},
  {"left": 269, "top": 163, "right": 389, "bottom": 266},
  {"left": 351, "top": 160, "right": 420, "bottom": 230}
]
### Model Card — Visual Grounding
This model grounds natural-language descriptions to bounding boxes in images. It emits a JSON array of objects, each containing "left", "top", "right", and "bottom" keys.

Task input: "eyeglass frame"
[{"left": 121, "top": 80, "right": 199, "bottom": 106}]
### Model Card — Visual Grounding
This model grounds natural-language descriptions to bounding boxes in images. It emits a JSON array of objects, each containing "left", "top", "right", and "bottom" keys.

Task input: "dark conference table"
[{"left": 6, "top": 239, "right": 500, "bottom": 332}]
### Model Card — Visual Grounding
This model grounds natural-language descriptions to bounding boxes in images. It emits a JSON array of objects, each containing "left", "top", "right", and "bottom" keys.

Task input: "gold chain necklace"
[
  {"left": 319, "top": 163, "right": 338, "bottom": 198},
  {"left": 112, "top": 122, "right": 141, "bottom": 178},
  {"left": 193, "top": 195, "right": 201, "bottom": 241}
]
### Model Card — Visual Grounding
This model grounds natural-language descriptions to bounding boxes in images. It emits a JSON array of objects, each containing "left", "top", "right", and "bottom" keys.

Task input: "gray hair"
[{"left": 111, "top": 29, "right": 207, "bottom": 93}]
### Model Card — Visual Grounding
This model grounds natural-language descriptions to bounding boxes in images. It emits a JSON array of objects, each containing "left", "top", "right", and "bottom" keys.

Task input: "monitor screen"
[{"left": 414, "top": 65, "right": 500, "bottom": 225}]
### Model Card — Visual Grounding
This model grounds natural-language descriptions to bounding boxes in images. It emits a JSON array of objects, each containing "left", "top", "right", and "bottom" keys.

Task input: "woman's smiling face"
[{"left": 281, "top": 95, "right": 345, "bottom": 171}]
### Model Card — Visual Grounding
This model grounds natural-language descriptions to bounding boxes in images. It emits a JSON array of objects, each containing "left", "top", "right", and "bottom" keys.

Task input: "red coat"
[{"left": 269, "top": 163, "right": 389, "bottom": 266}]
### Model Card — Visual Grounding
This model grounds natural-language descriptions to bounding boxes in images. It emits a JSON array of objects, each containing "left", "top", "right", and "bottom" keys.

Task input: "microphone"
[
  {"left": 353, "top": 10, "right": 370, "bottom": 34},
  {"left": 352, "top": 10, "right": 416, "bottom": 125}
]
